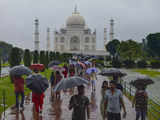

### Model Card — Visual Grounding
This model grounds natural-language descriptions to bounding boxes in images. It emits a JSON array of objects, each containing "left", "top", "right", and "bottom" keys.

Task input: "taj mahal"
[{"left": 34, "top": 6, "right": 114, "bottom": 56}]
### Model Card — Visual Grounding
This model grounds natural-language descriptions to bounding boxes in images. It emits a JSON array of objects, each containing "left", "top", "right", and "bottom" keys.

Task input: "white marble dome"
[{"left": 66, "top": 12, "right": 85, "bottom": 27}]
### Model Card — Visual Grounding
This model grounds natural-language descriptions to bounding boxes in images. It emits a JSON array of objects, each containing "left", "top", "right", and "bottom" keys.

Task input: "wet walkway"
[{"left": 1, "top": 75, "right": 137, "bottom": 120}]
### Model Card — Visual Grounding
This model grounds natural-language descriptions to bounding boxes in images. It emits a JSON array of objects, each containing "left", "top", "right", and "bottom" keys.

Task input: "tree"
[
  {"left": 23, "top": 49, "right": 32, "bottom": 67},
  {"left": 49, "top": 51, "right": 54, "bottom": 61},
  {"left": 0, "top": 57, "right": 1, "bottom": 78},
  {"left": 146, "top": 33, "right": 160, "bottom": 57},
  {"left": 9, "top": 47, "right": 22, "bottom": 67},
  {"left": 45, "top": 51, "right": 49, "bottom": 68},
  {"left": 118, "top": 40, "right": 143, "bottom": 61},
  {"left": 33, "top": 50, "right": 39, "bottom": 64},
  {"left": 106, "top": 39, "right": 120, "bottom": 57},
  {"left": 40, "top": 51, "right": 45, "bottom": 65},
  {"left": 0, "top": 41, "right": 13, "bottom": 62}
]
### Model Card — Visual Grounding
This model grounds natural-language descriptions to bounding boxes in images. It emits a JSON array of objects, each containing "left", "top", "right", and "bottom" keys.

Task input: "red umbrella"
[
  {"left": 30, "top": 64, "right": 45, "bottom": 71},
  {"left": 51, "top": 65, "right": 65, "bottom": 71},
  {"left": 78, "top": 61, "right": 86, "bottom": 69}
]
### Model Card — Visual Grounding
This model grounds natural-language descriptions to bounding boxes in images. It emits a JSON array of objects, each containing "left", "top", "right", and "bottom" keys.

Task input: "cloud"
[{"left": 0, "top": 0, "right": 159, "bottom": 50}]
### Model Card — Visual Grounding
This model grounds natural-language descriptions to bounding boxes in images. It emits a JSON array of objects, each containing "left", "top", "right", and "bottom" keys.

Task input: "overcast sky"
[{"left": 0, "top": 0, "right": 160, "bottom": 50}]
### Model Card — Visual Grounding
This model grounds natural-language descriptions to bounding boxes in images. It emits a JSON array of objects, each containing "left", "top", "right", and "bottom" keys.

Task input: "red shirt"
[
  {"left": 13, "top": 77, "right": 24, "bottom": 92},
  {"left": 62, "top": 70, "right": 68, "bottom": 78}
]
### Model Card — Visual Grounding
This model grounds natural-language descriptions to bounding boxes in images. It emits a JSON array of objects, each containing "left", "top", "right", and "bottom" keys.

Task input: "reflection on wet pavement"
[{"left": 1, "top": 75, "right": 136, "bottom": 120}]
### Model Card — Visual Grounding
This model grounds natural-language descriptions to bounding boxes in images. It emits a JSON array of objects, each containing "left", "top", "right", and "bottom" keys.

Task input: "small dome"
[{"left": 66, "top": 8, "right": 85, "bottom": 27}]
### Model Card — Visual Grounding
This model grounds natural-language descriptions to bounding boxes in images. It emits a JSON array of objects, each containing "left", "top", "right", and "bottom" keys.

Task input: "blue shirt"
[{"left": 105, "top": 89, "right": 123, "bottom": 113}]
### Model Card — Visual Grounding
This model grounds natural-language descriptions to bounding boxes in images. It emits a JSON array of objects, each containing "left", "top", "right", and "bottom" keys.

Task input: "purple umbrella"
[{"left": 86, "top": 67, "right": 98, "bottom": 74}]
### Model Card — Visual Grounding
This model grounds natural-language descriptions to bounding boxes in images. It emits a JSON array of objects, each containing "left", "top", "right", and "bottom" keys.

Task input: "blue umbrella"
[{"left": 86, "top": 67, "right": 98, "bottom": 74}]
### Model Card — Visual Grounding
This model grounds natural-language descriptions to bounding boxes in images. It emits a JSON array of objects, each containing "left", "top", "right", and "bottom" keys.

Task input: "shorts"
[{"left": 91, "top": 80, "right": 96, "bottom": 86}]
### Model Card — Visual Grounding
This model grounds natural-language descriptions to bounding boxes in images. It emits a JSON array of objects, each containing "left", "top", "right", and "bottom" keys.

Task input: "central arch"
[{"left": 70, "top": 36, "right": 80, "bottom": 51}]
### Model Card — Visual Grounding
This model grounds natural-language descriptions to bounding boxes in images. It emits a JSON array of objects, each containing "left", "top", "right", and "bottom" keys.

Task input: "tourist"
[
  {"left": 54, "top": 71, "right": 62, "bottom": 99},
  {"left": 50, "top": 71, "right": 55, "bottom": 99},
  {"left": 113, "top": 75, "right": 123, "bottom": 92},
  {"left": 101, "top": 81, "right": 109, "bottom": 98},
  {"left": 32, "top": 92, "right": 44, "bottom": 116},
  {"left": 32, "top": 69, "right": 45, "bottom": 115},
  {"left": 90, "top": 70, "right": 97, "bottom": 91},
  {"left": 62, "top": 65, "right": 68, "bottom": 78},
  {"left": 104, "top": 80, "right": 127, "bottom": 120},
  {"left": 69, "top": 64, "right": 75, "bottom": 77},
  {"left": 13, "top": 75, "right": 25, "bottom": 111},
  {"left": 132, "top": 86, "right": 148, "bottom": 120},
  {"left": 69, "top": 85, "right": 90, "bottom": 120},
  {"left": 101, "top": 81, "right": 109, "bottom": 120}
]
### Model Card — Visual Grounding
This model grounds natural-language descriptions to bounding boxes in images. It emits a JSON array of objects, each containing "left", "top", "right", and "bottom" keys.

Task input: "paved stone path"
[{"left": 1, "top": 75, "right": 137, "bottom": 120}]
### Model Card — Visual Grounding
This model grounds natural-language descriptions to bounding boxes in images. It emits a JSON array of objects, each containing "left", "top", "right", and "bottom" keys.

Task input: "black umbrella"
[
  {"left": 130, "top": 75, "right": 154, "bottom": 88},
  {"left": 26, "top": 74, "right": 49, "bottom": 94},
  {"left": 99, "top": 68, "right": 127, "bottom": 77},
  {"left": 10, "top": 65, "right": 32, "bottom": 76},
  {"left": 48, "top": 60, "right": 61, "bottom": 68}
]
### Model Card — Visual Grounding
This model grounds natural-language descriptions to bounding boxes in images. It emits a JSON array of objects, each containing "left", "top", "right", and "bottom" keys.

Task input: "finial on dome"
[
  {"left": 73, "top": 4, "right": 79, "bottom": 14},
  {"left": 74, "top": 4, "right": 77, "bottom": 13}
]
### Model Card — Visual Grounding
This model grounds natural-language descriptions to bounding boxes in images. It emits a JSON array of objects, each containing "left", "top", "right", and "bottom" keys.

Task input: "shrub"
[
  {"left": 137, "top": 60, "right": 147, "bottom": 68},
  {"left": 150, "top": 60, "right": 160, "bottom": 68},
  {"left": 112, "top": 59, "right": 122, "bottom": 68},
  {"left": 123, "top": 60, "right": 135, "bottom": 68}
]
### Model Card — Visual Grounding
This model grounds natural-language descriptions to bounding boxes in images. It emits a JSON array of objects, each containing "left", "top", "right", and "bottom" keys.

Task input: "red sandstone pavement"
[{"left": 1, "top": 75, "right": 137, "bottom": 120}]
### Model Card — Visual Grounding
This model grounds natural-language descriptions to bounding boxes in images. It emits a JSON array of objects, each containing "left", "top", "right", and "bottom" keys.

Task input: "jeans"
[
  {"left": 136, "top": 110, "right": 146, "bottom": 120},
  {"left": 107, "top": 112, "right": 121, "bottom": 120},
  {"left": 15, "top": 92, "right": 25, "bottom": 108}
]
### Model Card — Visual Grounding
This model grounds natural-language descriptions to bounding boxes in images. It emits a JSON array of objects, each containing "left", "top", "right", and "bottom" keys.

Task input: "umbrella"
[
  {"left": 30, "top": 64, "right": 45, "bottom": 71},
  {"left": 84, "top": 61, "right": 92, "bottom": 65},
  {"left": 130, "top": 75, "right": 154, "bottom": 88},
  {"left": 69, "top": 60, "right": 77, "bottom": 66},
  {"left": 77, "top": 61, "right": 86, "bottom": 69},
  {"left": 86, "top": 67, "right": 98, "bottom": 74},
  {"left": 54, "top": 76, "right": 89, "bottom": 92},
  {"left": 99, "top": 68, "right": 127, "bottom": 77},
  {"left": 26, "top": 74, "right": 49, "bottom": 94},
  {"left": 48, "top": 60, "right": 61, "bottom": 68},
  {"left": 10, "top": 65, "right": 32, "bottom": 76},
  {"left": 51, "top": 65, "right": 65, "bottom": 71}
]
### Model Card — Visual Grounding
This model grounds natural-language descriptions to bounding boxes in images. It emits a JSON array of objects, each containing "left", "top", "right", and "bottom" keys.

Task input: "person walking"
[
  {"left": 132, "top": 86, "right": 148, "bottom": 120},
  {"left": 101, "top": 81, "right": 109, "bottom": 120},
  {"left": 54, "top": 71, "right": 62, "bottom": 99},
  {"left": 90, "top": 70, "right": 97, "bottom": 91},
  {"left": 12, "top": 75, "right": 25, "bottom": 111},
  {"left": 104, "top": 80, "right": 127, "bottom": 120},
  {"left": 32, "top": 69, "right": 45, "bottom": 116},
  {"left": 50, "top": 72, "right": 55, "bottom": 100},
  {"left": 62, "top": 65, "right": 68, "bottom": 78},
  {"left": 69, "top": 85, "right": 90, "bottom": 120}
]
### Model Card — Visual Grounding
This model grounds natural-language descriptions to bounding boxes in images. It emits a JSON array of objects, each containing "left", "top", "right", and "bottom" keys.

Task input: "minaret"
[
  {"left": 110, "top": 19, "right": 114, "bottom": 41},
  {"left": 34, "top": 19, "right": 40, "bottom": 51},
  {"left": 46, "top": 27, "right": 50, "bottom": 51},
  {"left": 104, "top": 27, "right": 107, "bottom": 50}
]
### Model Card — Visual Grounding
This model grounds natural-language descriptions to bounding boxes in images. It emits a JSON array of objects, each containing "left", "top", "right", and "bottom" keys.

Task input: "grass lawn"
[
  {"left": 2, "top": 62, "right": 9, "bottom": 67},
  {"left": 0, "top": 69, "right": 52, "bottom": 115},
  {"left": 133, "top": 69, "right": 160, "bottom": 77}
]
